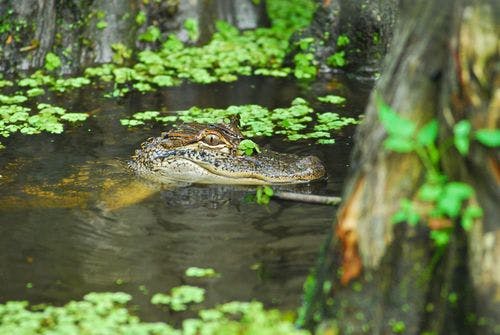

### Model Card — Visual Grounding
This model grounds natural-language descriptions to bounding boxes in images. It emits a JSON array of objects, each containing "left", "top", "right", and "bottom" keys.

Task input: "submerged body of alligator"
[{"left": 129, "top": 120, "right": 326, "bottom": 185}]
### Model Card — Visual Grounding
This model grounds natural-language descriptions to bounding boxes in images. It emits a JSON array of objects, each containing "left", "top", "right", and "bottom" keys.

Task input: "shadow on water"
[{"left": 0, "top": 75, "right": 371, "bottom": 320}]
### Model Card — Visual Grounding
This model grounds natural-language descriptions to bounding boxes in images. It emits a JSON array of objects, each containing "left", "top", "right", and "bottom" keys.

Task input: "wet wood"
[{"left": 273, "top": 191, "right": 342, "bottom": 205}]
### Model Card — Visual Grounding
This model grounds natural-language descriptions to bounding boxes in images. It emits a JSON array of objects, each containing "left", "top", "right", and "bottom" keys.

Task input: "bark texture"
[
  {"left": 293, "top": 0, "right": 398, "bottom": 77},
  {"left": 327, "top": 0, "right": 499, "bottom": 334}
]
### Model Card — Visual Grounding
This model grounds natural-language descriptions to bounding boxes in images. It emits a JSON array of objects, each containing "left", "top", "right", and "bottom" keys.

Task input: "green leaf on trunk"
[
  {"left": 430, "top": 230, "right": 451, "bottom": 247},
  {"left": 437, "top": 182, "right": 473, "bottom": 218},
  {"left": 416, "top": 119, "right": 438, "bottom": 146},
  {"left": 418, "top": 182, "right": 443, "bottom": 202},
  {"left": 461, "top": 205, "right": 483, "bottom": 231},
  {"left": 383, "top": 137, "right": 415, "bottom": 153},
  {"left": 377, "top": 100, "right": 416, "bottom": 138},
  {"left": 453, "top": 120, "right": 471, "bottom": 155},
  {"left": 44, "top": 52, "right": 61, "bottom": 71},
  {"left": 475, "top": 129, "right": 500, "bottom": 147}
]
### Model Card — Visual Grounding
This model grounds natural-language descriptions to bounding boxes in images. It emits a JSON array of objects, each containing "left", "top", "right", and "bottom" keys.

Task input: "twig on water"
[{"left": 273, "top": 191, "right": 342, "bottom": 205}]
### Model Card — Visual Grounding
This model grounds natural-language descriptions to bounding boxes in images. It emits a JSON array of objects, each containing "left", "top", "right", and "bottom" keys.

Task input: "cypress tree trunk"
[{"left": 327, "top": 0, "right": 499, "bottom": 334}]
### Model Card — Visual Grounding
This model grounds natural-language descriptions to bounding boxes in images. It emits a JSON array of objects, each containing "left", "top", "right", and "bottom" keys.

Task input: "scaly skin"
[{"left": 129, "top": 120, "right": 326, "bottom": 185}]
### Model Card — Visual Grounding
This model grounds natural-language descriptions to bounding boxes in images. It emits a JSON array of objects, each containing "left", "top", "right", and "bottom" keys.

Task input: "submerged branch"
[{"left": 273, "top": 191, "right": 342, "bottom": 205}]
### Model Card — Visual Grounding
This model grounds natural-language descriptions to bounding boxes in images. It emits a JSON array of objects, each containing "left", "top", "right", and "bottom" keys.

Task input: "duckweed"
[
  {"left": 317, "top": 94, "right": 346, "bottom": 104},
  {"left": 120, "top": 98, "right": 359, "bottom": 144},
  {"left": 151, "top": 286, "right": 205, "bottom": 311},
  {"left": 0, "top": 102, "right": 89, "bottom": 148},
  {"left": 239, "top": 139, "right": 261, "bottom": 155},
  {"left": 185, "top": 267, "right": 218, "bottom": 278},
  {"left": 0, "top": 290, "right": 310, "bottom": 335}
]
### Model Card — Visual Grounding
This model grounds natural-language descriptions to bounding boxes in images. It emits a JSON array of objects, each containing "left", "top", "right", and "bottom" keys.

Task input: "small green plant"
[
  {"left": 336, "top": 34, "right": 350, "bottom": 47},
  {"left": 111, "top": 43, "right": 132, "bottom": 65},
  {"left": 293, "top": 37, "right": 318, "bottom": 79},
  {"left": 255, "top": 185, "right": 274, "bottom": 205},
  {"left": 135, "top": 11, "right": 146, "bottom": 25},
  {"left": 96, "top": 20, "right": 107, "bottom": 29},
  {"left": 377, "top": 98, "right": 498, "bottom": 247},
  {"left": 151, "top": 285, "right": 205, "bottom": 311},
  {"left": 184, "top": 18, "right": 200, "bottom": 42},
  {"left": 238, "top": 139, "right": 261, "bottom": 156},
  {"left": 317, "top": 94, "right": 346, "bottom": 104},
  {"left": 44, "top": 52, "right": 61, "bottom": 71},
  {"left": 327, "top": 51, "right": 346, "bottom": 67},
  {"left": 185, "top": 267, "right": 218, "bottom": 278},
  {"left": 327, "top": 34, "right": 350, "bottom": 68},
  {"left": 139, "top": 25, "right": 161, "bottom": 42},
  {"left": 389, "top": 319, "right": 406, "bottom": 333}
]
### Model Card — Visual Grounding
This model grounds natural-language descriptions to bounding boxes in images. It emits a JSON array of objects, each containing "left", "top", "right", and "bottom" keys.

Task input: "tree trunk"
[
  {"left": 292, "top": 0, "right": 398, "bottom": 77},
  {"left": 320, "top": 0, "right": 499, "bottom": 334}
]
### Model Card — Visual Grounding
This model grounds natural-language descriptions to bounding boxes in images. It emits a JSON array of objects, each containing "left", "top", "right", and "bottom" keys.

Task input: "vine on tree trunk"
[{"left": 377, "top": 97, "right": 499, "bottom": 247}]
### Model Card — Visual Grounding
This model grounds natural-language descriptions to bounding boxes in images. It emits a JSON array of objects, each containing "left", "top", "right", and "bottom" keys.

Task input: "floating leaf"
[
  {"left": 317, "top": 95, "right": 346, "bottom": 104},
  {"left": 238, "top": 139, "right": 261, "bottom": 156},
  {"left": 60, "top": 113, "right": 89, "bottom": 122},
  {"left": 185, "top": 267, "right": 218, "bottom": 278}
]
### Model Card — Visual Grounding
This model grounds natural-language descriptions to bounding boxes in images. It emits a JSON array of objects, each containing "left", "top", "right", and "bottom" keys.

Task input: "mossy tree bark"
[
  {"left": 293, "top": 0, "right": 398, "bottom": 77},
  {"left": 324, "top": 0, "right": 499, "bottom": 334}
]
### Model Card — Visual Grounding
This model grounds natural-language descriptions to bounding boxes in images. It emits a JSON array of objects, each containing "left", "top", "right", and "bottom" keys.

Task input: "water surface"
[{"left": 0, "top": 75, "right": 371, "bottom": 320}]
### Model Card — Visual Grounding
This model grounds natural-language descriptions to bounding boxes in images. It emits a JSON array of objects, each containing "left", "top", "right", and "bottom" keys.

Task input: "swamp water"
[{"left": 0, "top": 76, "right": 371, "bottom": 321}]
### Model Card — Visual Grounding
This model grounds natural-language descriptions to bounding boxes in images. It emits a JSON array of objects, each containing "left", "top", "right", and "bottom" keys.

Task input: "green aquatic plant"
[
  {"left": 255, "top": 185, "right": 274, "bottom": 205},
  {"left": 0, "top": 292, "right": 179, "bottom": 335},
  {"left": 238, "top": 139, "right": 261, "bottom": 156},
  {"left": 327, "top": 34, "right": 350, "bottom": 68},
  {"left": 139, "top": 25, "right": 162, "bottom": 42},
  {"left": 327, "top": 51, "right": 346, "bottom": 68},
  {"left": 151, "top": 285, "right": 205, "bottom": 311},
  {"left": 0, "top": 273, "right": 309, "bottom": 334},
  {"left": 136, "top": 11, "right": 147, "bottom": 26},
  {"left": 293, "top": 37, "right": 318, "bottom": 80},
  {"left": 119, "top": 98, "right": 359, "bottom": 144},
  {"left": 377, "top": 99, "right": 498, "bottom": 247},
  {"left": 0, "top": 103, "right": 89, "bottom": 148},
  {"left": 44, "top": 52, "right": 61, "bottom": 71},
  {"left": 317, "top": 94, "right": 346, "bottom": 104},
  {"left": 185, "top": 267, "right": 218, "bottom": 278},
  {"left": 184, "top": 18, "right": 200, "bottom": 42}
]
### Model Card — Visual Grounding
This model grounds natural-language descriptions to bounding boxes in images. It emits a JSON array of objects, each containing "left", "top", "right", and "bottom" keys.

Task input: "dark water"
[{"left": 0, "top": 76, "right": 371, "bottom": 320}]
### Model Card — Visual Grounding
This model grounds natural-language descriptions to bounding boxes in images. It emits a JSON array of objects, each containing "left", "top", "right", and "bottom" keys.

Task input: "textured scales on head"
[{"left": 161, "top": 116, "right": 244, "bottom": 154}]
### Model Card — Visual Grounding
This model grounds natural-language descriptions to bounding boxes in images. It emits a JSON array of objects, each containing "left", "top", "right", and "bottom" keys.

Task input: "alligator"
[{"left": 128, "top": 119, "right": 326, "bottom": 185}]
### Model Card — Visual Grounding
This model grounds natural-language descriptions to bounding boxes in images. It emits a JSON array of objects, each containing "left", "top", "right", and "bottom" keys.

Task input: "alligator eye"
[{"left": 204, "top": 134, "right": 221, "bottom": 146}]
